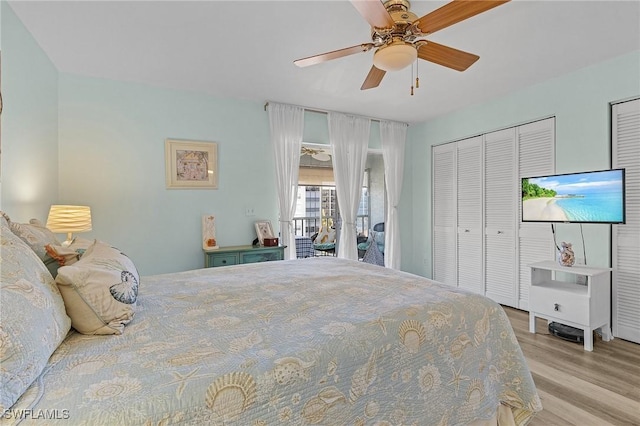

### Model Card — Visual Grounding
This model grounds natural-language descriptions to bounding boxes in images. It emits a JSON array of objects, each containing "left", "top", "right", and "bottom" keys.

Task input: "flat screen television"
[{"left": 521, "top": 168, "right": 625, "bottom": 224}]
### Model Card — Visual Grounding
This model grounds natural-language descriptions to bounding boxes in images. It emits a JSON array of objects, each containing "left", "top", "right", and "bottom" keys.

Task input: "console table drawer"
[
  {"left": 530, "top": 286, "right": 589, "bottom": 325},
  {"left": 209, "top": 254, "right": 238, "bottom": 267},
  {"left": 241, "top": 251, "right": 283, "bottom": 264}
]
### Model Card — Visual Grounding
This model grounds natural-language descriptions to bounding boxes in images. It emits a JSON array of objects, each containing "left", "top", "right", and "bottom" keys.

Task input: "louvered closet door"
[
  {"left": 517, "top": 118, "right": 556, "bottom": 310},
  {"left": 457, "top": 137, "right": 484, "bottom": 294},
  {"left": 432, "top": 143, "right": 457, "bottom": 286},
  {"left": 612, "top": 99, "right": 640, "bottom": 343},
  {"left": 484, "top": 128, "right": 517, "bottom": 307}
]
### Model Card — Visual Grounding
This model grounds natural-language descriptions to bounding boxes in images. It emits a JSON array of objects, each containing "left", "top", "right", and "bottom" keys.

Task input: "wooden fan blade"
[
  {"left": 418, "top": 41, "right": 479, "bottom": 71},
  {"left": 416, "top": 0, "right": 510, "bottom": 35},
  {"left": 351, "top": 0, "right": 395, "bottom": 29},
  {"left": 361, "top": 65, "right": 386, "bottom": 90},
  {"left": 294, "top": 43, "right": 374, "bottom": 67}
]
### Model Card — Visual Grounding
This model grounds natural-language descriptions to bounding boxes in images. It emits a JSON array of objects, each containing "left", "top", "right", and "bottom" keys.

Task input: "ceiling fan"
[{"left": 294, "top": 0, "right": 510, "bottom": 90}]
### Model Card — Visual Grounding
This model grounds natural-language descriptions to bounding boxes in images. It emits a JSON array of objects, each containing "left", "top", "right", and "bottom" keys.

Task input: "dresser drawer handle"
[
  {"left": 222, "top": 260, "right": 227, "bottom": 264},
  {"left": 554, "top": 303, "right": 560, "bottom": 311}
]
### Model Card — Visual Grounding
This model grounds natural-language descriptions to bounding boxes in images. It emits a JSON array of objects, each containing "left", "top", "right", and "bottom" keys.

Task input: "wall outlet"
[{"left": 245, "top": 207, "right": 255, "bottom": 217}]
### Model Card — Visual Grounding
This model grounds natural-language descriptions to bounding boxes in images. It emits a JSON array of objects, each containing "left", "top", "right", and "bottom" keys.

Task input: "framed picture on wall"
[
  {"left": 254, "top": 220, "right": 274, "bottom": 246},
  {"left": 165, "top": 139, "right": 218, "bottom": 189}
]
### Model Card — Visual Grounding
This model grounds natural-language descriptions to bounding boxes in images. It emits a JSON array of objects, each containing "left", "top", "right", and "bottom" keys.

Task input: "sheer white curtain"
[
  {"left": 381, "top": 120, "right": 408, "bottom": 269},
  {"left": 329, "top": 112, "right": 370, "bottom": 260},
  {"left": 268, "top": 102, "right": 304, "bottom": 260}
]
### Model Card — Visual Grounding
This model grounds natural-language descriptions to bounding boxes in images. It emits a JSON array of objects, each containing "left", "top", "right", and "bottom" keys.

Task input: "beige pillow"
[{"left": 55, "top": 240, "right": 140, "bottom": 335}]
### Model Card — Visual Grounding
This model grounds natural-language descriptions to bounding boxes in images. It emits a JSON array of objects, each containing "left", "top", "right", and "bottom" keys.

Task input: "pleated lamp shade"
[{"left": 46, "top": 205, "right": 92, "bottom": 246}]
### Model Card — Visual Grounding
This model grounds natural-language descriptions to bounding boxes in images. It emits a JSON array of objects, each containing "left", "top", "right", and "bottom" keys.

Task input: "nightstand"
[
  {"left": 204, "top": 245, "right": 286, "bottom": 268},
  {"left": 528, "top": 260, "right": 612, "bottom": 351}
]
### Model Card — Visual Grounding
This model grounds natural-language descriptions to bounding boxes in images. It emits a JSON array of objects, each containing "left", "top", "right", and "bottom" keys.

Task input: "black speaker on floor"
[{"left": 548, "top": 322, "right": 584, "bottom": 343}]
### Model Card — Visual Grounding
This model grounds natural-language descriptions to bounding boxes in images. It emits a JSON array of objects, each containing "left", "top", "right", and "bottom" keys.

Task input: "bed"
[{"left": 1, "top": 213, "right": 541, "bottom": 425}]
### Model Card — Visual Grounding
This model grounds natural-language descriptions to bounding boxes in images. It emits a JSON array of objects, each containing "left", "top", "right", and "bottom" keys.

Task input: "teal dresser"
[{"left": 204, "top": 245, "right": 286, "bottom": 268}]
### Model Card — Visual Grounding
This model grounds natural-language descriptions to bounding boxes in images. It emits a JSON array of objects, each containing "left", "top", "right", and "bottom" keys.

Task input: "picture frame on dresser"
[
  {"left": 165, "top": 139, "right": 218, "bottom": 189},
  {"left": 254, "top": 220, "right": 274, "bottom": 246}
]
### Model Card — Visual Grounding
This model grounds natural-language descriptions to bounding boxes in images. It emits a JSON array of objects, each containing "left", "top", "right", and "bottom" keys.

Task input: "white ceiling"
[{"left": 8, "top": 0, "right": 640, "bottom": 124}]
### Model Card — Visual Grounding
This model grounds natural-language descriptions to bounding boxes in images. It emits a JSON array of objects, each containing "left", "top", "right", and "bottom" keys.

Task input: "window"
[{"left": 294, "top": 144, "right": 384, "bottom": 238}]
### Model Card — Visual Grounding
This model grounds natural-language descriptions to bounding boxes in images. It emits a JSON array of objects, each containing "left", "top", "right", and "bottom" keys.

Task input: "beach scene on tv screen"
[{"left": 522, "top": 170, "right": 624, "bottom": 222}]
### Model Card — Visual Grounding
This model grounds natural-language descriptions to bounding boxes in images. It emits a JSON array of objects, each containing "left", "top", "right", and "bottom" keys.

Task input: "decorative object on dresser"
[
  {"left": 263, "top": 237, "right": 278, "bottom": 247},
  {"left": 557, "top": 241, "right": 575, "bottom": 267},
  {"left": 204, "top": 244, "right": 285, "bottom": 268},
  {"left": 46, "top": 204, "right": 92, "bottom": 246},
  {"left": 254, "top": 220, "right": 274, "bottom": 246},
  {"left": 202, "top": 214, "right": 218, "bottom": 250},
  {"left": 165, "top": 139, "right": 218, "bottom": 189},
  {"left": 528, "top": 260, "right": 612, "bottom": 351}
]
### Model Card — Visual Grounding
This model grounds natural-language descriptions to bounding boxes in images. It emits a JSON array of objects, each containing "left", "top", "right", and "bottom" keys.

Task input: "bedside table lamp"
[{"left": 46, "top": 205, "right": 92, "bottom": 246}]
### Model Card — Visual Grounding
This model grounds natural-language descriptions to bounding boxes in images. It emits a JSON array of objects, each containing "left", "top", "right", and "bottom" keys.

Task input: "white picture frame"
[
  {"left": 165, "top": 139, "right": 218, "bottom": 189},
  {"left": 254, "top": 220, "right": 274, "bottom": 246}
]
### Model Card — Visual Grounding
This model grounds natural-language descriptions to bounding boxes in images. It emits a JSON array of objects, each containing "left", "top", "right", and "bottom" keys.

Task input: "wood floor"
[{"left": 504, "top": 307, "right": 640, "bottom": 426}]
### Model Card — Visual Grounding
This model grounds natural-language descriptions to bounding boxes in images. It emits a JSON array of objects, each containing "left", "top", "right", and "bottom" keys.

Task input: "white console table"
[{"left": 528, "top": 260, "right": 612, "bottom": 351}]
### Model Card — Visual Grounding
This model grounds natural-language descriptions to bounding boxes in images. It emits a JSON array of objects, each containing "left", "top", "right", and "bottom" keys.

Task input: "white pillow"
[
  {"left": 314, "top": 227, "right": 336, "bottom": 244},
  {"left": 55, "top": 240, "right": 139, "bottom": 335}
]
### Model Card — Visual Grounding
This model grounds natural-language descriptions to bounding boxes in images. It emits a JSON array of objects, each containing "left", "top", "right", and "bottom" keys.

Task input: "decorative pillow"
[
  {"left": 9, "top": 218, "right": 62, "bottom": 276},
  {"left": 55, "top": 240, "right": 140, "bottom": 335},
  {"left": 0, "top": 219, "right": 71, "bottom": 411},
  {"left": 327, "top": 227, "right": 336, "bottom": 243},
  {"left": 314, "top": 227, "right": 336, "bottom": 244}
]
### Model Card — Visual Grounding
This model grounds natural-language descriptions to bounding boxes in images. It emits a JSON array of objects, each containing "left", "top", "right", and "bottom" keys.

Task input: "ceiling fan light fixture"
[{"left": 373, "top": 41, "right": 417, "bottom": 72}]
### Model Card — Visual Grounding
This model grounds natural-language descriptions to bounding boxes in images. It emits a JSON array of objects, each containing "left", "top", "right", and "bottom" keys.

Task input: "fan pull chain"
[
  {"left": 410, "top": 61, "right": 415, "bottom": 96},
  {"left": 416, "top": 59, "right": 420, "bottom": 89}
]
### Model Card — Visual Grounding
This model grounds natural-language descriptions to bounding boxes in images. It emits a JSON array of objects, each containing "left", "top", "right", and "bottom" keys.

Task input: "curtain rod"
[{"left": 265, "top": 101, "right": 398, "bottom": 125}]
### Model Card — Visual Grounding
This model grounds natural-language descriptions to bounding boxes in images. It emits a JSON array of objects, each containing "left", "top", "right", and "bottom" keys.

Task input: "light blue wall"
[
  {"left": 403, "top": 51, "right": 640, "bottom": 277},
  {"left": 58, "top": 75, "right": 278, "bottom": 275},
  {"left": 0, "top": 3, "right": 59, "bottom": 221}
]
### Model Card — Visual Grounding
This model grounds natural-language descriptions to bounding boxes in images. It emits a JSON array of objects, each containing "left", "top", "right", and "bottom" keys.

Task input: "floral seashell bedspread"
[{"left": 5, "top": 258, "right": 541, "bottom": 425}]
